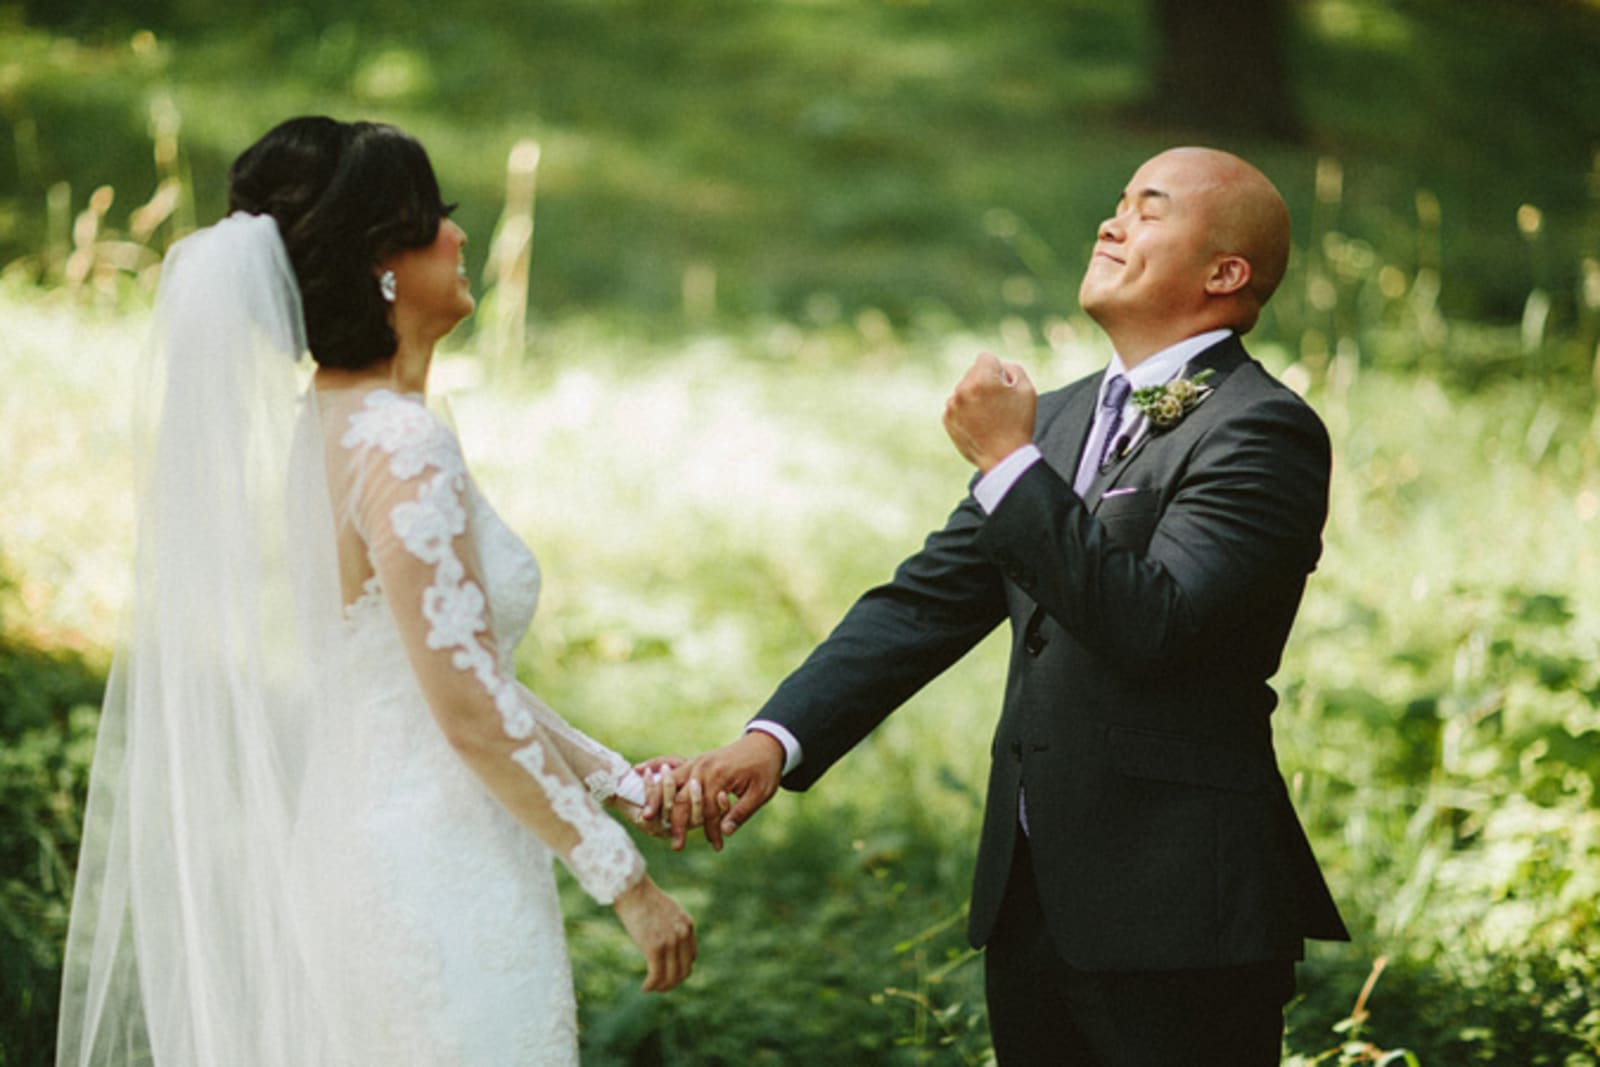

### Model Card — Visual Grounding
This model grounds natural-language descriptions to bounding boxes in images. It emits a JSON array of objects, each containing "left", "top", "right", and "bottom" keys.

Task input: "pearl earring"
[{"left": 379, "top": 270, "right": 397, "bottom": 304}]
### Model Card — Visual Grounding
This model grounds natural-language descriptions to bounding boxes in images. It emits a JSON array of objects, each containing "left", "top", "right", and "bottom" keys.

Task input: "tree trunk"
[{"left": 1149, "top": 0, "right": 1303, "bottom": 141}]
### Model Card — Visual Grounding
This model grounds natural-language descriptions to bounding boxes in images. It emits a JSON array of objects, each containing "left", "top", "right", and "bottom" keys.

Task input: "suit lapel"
[
  {"left": 1036, "top": 375, "right": 1100, "bottom": 478},
  {"left": 1010, "top": 379, "right": 1099, "bottom": 633},
  {"left": 1082, "top": 336, "right": 1251, "bottom": 505}
]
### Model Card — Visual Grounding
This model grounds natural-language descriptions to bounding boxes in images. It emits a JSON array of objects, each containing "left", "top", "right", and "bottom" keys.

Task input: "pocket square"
[{"left": 1101, "top": 486, "right": 1140, "bottom": 498}]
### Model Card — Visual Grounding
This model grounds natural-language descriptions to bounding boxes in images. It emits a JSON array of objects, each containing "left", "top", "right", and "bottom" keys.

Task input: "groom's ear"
[{"left": 1204, "top": 255, "right": 1252, "bottom": 297}]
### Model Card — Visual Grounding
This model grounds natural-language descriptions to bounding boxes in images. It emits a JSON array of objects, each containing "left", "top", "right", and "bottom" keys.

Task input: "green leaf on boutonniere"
[{"left": 1131, "top": 368, "right": 1215, "bottom": 431}]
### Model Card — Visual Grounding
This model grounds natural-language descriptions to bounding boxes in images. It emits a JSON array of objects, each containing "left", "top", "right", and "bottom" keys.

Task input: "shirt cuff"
[
  {"left": 973, "top": 444, "right": 1042, "bottom": 514},
  {"left": 745, "top": 720, "right": 802, "bottom": 776}
]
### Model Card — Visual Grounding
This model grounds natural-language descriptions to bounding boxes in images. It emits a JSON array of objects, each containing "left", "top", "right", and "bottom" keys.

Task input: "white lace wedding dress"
[
  {"left": 55, "top": 216, "right": 653, "bottom": 1067},
  {"left": 289, "top": 386, "right": 646, "bottom": 1066}
]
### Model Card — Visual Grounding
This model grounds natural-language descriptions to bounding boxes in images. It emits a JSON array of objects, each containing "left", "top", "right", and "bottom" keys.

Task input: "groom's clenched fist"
[
  {"left": 943, "top": 352, "right": 1037, "bottom": 472},
  {"left": 667, "top": 732, "right": 784, "bottom": 852}
]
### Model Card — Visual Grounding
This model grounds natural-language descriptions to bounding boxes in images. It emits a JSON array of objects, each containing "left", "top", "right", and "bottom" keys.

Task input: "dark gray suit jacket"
[{"left": 756, "top": 335, "right": 1349, "bottom": 971}]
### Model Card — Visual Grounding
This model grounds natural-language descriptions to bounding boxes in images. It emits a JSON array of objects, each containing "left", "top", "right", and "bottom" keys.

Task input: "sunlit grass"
[{"left": 0, "top": 288, "right": 142, "bottom": 656}]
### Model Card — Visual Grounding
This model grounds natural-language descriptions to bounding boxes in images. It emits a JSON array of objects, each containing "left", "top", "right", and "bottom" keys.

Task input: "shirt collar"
[{"left": 1103, "top": 328, "right": 1233, "bottom": 400}]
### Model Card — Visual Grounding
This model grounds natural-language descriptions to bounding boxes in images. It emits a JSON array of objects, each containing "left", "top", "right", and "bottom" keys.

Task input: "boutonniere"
[
  {"left": 1131, "top": 368, "right": 1215, "bottom": 430},
  {"left": 1105, "top": 368, "right": 1216, "bottom": 466}
]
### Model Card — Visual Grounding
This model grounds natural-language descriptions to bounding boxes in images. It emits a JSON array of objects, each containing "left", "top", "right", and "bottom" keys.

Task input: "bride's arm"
[
  {"left": 509, "top": 680, "right": 688, "bottom": 835},
  {"left": 509, "top": 680, "right": 639, "bottom": 800},
  {"left": 344, "top": 397, "right": 645, "bottom": 904}
]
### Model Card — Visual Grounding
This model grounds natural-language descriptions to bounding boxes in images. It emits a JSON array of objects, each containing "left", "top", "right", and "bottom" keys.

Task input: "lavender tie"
[{"left": 1073, "top": 373, "right": 1132, "bottom": 494}]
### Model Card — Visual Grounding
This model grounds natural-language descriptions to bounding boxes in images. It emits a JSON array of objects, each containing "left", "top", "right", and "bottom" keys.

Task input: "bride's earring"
[{"left": 379, "top": 270, "right": 398, "bottom": 304}]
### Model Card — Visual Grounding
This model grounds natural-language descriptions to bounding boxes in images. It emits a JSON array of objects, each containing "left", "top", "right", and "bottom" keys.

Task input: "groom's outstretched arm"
[
  {"left": 670, "top": 485, "right": 1010, "bottom": 849},
  {"left": 664, "top": 354, "right": 1030, "bottom": 850}
]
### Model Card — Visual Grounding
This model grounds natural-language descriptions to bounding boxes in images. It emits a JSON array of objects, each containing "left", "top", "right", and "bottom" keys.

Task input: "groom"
[{"left": 670, "top": 147, "right": 1349, "bottom": 1063}]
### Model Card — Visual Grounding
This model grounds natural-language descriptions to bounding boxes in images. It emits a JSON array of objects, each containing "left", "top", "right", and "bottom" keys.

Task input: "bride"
[{"left": 56, "top": 116, "right": 699, "bottom": 1066}]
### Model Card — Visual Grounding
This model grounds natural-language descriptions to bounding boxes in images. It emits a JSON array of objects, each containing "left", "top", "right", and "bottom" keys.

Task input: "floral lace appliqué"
[{"left": 342, "top": 390, "right": 641, "bottom": 904}]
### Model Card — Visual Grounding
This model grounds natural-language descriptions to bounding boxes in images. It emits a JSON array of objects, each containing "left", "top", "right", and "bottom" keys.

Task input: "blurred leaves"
[
  {"left": 0, "top": 566, "right": 102, "bottom": 1067},
  {"left": 5, "top": 0, "right": 1600, "bottom": 335}
]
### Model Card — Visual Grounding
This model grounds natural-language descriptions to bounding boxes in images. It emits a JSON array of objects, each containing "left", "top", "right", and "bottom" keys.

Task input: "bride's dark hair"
[{"left": 227, "top": 116, "right": 455, "bottom": 370}]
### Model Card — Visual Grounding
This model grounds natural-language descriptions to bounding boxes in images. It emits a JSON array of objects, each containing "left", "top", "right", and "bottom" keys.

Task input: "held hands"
[
  {"left": 657, "top": 731, "right": 784, "bottom": 852},
  {"left": 611, "top": 874, "right": 696, "bottom": 992},
  {"left": 943, "top": 352, "right": 1037, "bottom": 472},
  {"left": 628, "top": 755, "right": 723, "bottom": 841},
  {"left": 625, "top": 756, "right": 693, "bottom": 840}
]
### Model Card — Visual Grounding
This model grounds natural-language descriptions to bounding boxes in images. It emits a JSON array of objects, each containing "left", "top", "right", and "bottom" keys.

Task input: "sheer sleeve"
[
  {"left": 339, "top": 391, "right": 644, "bottom": 904},
  {"left": 509, "top": 680, "right": 644, "bottom": 804}
]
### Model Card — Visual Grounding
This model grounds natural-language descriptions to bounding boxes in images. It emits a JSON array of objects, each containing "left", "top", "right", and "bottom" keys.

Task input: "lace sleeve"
[
  {"left": 341, "top": 391, "right": 644, "bottom": 904},
  {"left": 510, "top": 680, "right": 639, "bottom": 803}
]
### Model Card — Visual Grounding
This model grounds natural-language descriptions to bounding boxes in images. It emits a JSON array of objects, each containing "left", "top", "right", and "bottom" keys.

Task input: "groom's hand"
[
  {"left": 943, "top": 352, "right": 1036, "bottom": 472},
  {"left": 669, "top": 732, "right": 783, "bottom": 852}
]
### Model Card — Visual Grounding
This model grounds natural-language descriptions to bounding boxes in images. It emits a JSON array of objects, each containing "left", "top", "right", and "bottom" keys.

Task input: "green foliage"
[
  {"left": 1265, "top": 362, "right": 1600, "bottom": 1063},
  {"left": 0, "top": 570, "right": 104, "bottom": 1067},
  {"left": 0, "top": 636, "right": 103, "bottom": 741},
  {"left": 566, "top": 808, "right": 992, "bottom": 1065},
  {"left": 3, "top": 1, "right": 1600, "bottom": 346},
  {"left": 1288, "top": 951, "right": 1600, "bottom": 1067},
  {"left": 0, "top": 707, "right": 99, "bottom": 1067}
]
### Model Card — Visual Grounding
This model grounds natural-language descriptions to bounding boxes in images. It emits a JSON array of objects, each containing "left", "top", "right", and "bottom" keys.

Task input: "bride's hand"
[
  {"left": 612, "top": 875, "right": 696, "bottom": 992},
  {"left": 635, "top": 755, "right": 686, "bottom": 779},
  {"left": 631, "top": 756, "right": 706, "bottom": 838}
]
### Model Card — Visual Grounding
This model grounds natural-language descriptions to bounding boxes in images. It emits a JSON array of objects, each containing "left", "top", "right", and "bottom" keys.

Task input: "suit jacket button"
[{"left": 1023, "top": 631, "right": 1046, "bottom": 656}]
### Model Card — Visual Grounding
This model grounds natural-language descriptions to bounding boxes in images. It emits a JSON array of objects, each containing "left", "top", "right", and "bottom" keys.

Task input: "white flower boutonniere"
[{"left": 1131, "top": 368, "right": 1216, "bottom": 431}]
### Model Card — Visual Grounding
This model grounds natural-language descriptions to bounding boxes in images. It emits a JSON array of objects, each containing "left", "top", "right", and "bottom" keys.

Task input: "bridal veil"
[{"left": 56, "top": 212, "right": 349, "bottom": 1065}]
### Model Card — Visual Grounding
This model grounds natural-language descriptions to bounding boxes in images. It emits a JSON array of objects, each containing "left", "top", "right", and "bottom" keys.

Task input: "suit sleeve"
[
  {"left": 978, "top": 385, "right": 1330, "bottom": 674},
  {"left": 756, "top": 492, "right": 1009, "bottom": 789}
]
